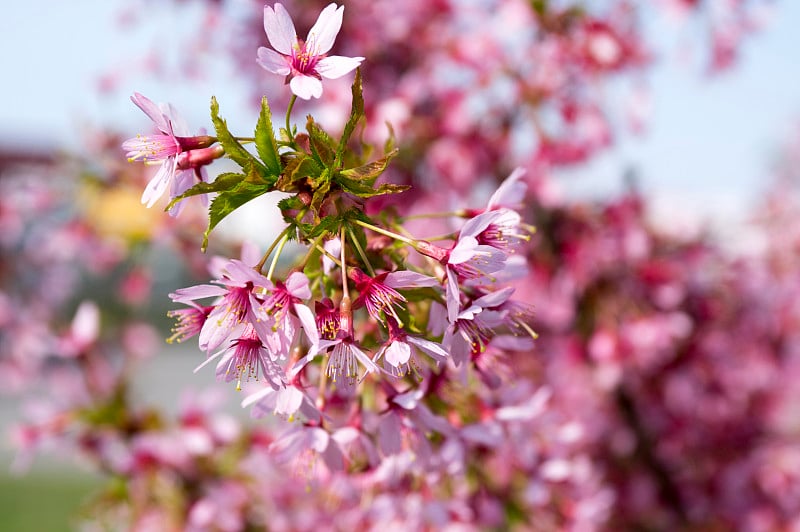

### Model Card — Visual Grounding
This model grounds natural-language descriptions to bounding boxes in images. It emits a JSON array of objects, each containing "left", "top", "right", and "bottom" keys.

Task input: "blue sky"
[{"left": 1, "top": 1, "right": 798, "bottom": 236}]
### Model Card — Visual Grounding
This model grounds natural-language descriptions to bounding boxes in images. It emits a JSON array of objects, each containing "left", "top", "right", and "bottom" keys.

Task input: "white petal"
[
  {"left": 307, "top": 3, "right": 343, "bottom": 55},
  {"left": 71, "top": 301, "right": 99, "bottom": 347},
  {"left": 275, "top": 387, "right": 304, "bottom": 417},
  {"left": 460, "top": 210, "right": 504, "bottom": 239},
  {"left": 141, "top": 160, "right": 175, "bottom": 207},
  {"left": 407, "top": 336, "right": 448, "bottom": 361},
  {"left": 384, "top": 270, "right": 439, "bottom": 289},
  {"left": 285, "top": 272, "right": 311, "bottom": 299},
  {"left": 165, "top": 103, "right": 190, "bottom": 137},
  {"left": 385, "top": 341, "right": 411, "bottom": 367},
  {"left": 351, "top": 344, "right": 379, "bottom": 374},
  {"left": 263, "top": 3, "right": 296, "bottom": 56},
  {"left": 130, "top": 92, "right": 170, "bottom": 132},
  {"left": 290, "top": 75, "right": 323, "bottom": 100},
  {"left": 487, "top": 167, "right": 527, "bottom": 210},
  {"left": 449, "top": 236, "right": 479, "bottom": 265},
  {"left": 257, "top": 47, "right": 291, "bottom": 75},
  {"left": 316, "top": 55, "right": 363, "bottom": 79},
  {"left": 194, "top": 348, "right": 225, "bottom": 373},
  {"left": 474, "top": 286, "right": 515, "bottom": 309},
  {"left": 293, "top": 303, "right": 319, "bottom": 346},
  {"left": 446, "top": 268, "right": 461, "bottom": 324},
  {"left": 241, "top": 386, "right": 275, "bottom": 408}
]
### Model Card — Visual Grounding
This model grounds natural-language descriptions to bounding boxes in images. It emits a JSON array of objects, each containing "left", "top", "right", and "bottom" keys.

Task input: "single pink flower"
[
  {"left": 374, "top": 317, "right": 448, "bottom": 378},
  {"left": 255, "top": 272, "right": 320, "bottom": 359},
  {"left": 443, "top": 289, "right": 514, "bottom": 367},
  {"left": 195, "top": 325, "right": 286, "bottom": 392},
  {"left": 460, "top": 209, "right": 529, "bottom": 255},
  {"left": 242, "top": 383, "right": 321, "bottom": 422},
  {"left": 291, "top": 299, "right": 378, "bottom": 386},
  {"left": 166, "top": 302, "right": 213, "bottom": 345},
  {"left": 444, "top": 235, "right": 507, "bottom": 323},
  {"left": 351, "top": 268, "right": 438, "bottom": 325},
  {"left": 315, "top": 298, "right": 341, "bottom": 341},
  {"left": 257, "top": 3, "right": 364, "bottom": 100},
  {"left": 122, "top": 92, "right": 215, "bottom": 214},
  {"left": 170, "top": 259, "right": 273, "bottom": 351}
]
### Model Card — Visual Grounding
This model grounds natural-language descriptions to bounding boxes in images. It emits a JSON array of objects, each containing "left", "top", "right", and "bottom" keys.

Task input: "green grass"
[{"left": 0, "top": 471, "right": 100, "bottom": 531}]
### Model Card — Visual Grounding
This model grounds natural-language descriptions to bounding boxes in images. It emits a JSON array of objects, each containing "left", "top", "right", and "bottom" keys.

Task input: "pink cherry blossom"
[
  {"left": 257, "top": 3, "right": 364, "bottom": 100},
  {"left": 195, "top": 325, "right": 286, "bottom": 392},
  {"left": 170, "top": 259, "right": 273, "bottom": 351},
  {"left": 122, "top": 92, "right": 215, "bottom": 214},
  {"left": 351, "top": 268, "right": 438, "bottom": 325}
]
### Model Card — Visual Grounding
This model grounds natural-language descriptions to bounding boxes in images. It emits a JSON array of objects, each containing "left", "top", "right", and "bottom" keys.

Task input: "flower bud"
[{"left": 176, "top": 145, "right": 225, "bottom": 170}]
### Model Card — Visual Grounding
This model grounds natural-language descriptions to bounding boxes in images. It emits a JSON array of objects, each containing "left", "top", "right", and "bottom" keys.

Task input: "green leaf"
[
  {"left": 306, "top": 116, "right": 336, "bottom": 167},
  {"left": 255, "top": 96, "right": 281, "bottom": 176},
  {"left": 336, "top": 68, "right": 364, "bottom": 163},
  {"left": 202, "top": 181, "right": 270, "bottom": 251},
  {"left": 165, "top": 172, "right": 245, "bottom": 210},
  {"left": 276, "top": 154, "right": 323, "bottom": 190},
  {"left": 310, "top": 172, "right": 332, "bottom": 216},
  {"left": 277, "top": 195, "right": 304, "bottom": 212},
  {"left": 336, "top": 176, "right": 410, "bottom": 199},
  {"left": 308, "top": 214, "right": 342, "bottom": 239},
  {"left": 210, "top": 96, "right": 267, "bottom": 175},
  {"left": 383, "top": 121, "right": 397, "bottom": 154},
  {"left": 339, "top": 148, "right": 398, "bottom": 185}
]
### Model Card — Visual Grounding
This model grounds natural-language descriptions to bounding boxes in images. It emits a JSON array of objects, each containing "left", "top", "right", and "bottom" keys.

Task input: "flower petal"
[
  {"left": 307, "top": 3, "right": 343, "bottom": 55},
  {"left": 408, "top": 336, "right": 449, "bottom": 362},
  {"left": 350, "top": 344, "right": 379, "bottom": 374},
  {"left": 487, "top": 167, "right": 527, "bottom": 210},
  {"left": 289, "top": 75, "right": 323, "bottom": 100},
  {"left": 130, "top": 92, "right": 170, "bottom": 132},
  {"left": 446, "top": 268, "right": 461, "bottom": 323},
  {"left": 164, "top": 103, "right": 190, "bottom": 137},
  {"left": 141, "top": 160, "right": 175, "bottom": 208},
  {"left": 316, "top": 55, "right": 363, "bottom": 79},
  {"left": 293, "top": 303, "right": 319, "bottom": 347},
  {"left": 385, "top": 340, "right": 411, "bottom": 367},
  {"left": 257, "top": 47, "right": 291, "bottom": 75},
  {"left": 449, "top": 235, "right": 479, "bottom": 265},
  {"left": 285, "top": 272, "right": 311, "bottom": 299},
  {"left": 263, "top": 3, "right": 296, "bottom": 56},
  {"left": 384, "top": 270, "right": 440, "bottom": 289},
  {"left": 170, "top": 284, "right": 227, "bottom": 303},
  {"left": 460, "top": 210, "right": 504, "bottom": 239}
]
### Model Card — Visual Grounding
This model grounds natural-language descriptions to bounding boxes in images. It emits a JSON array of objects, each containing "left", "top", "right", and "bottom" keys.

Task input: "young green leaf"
[
  {"left": 310, "top": 174, "right": 332, "bottom": 217},
  {"left": 164, "top": 172, "right": 245, "bottom": 210},
  {"left": 255, "top": 96, "right": 281, "bottom": 176},
  {"left": 336, "top": 68, "right": 364, "bottom": 163},
  {"left": 276, "top": 154, "right": 323, "bottom": 190},
  {"left": 210, "top": 96, "right": 267, "bottom": 176},
  {"left": 338, "top": 148, "right": 398, "bottom": 185},
  {"left": 335, "top": 175, "right": 410, "bottom": 199},
  {"left": 306, "top": 116, "right": 336, "bottom": 167},
  {"left": 201, "top": 181, "right": 270, "bottom": 251}
]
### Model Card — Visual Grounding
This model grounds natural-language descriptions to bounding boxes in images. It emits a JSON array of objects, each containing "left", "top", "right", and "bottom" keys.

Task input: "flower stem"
[
  {"left": 353, "top": 219, "right": 416, "bottom": 246},
  {"left": 340, "top": 227, "right": 350, "bottom": 301},
  {"left": 402, "top": 210, "right": 466, "bottom": 221},
  {"left": 267, "top": 232, "right": 290, "bottom": 281},
  {"left": 295, "top": 234, "right": 327, "bottom": 271},
  {"left": 347, "top": 226, "right": 375, "bottom": 276},
  {"left": 256, "top": 226, "right": 292, "bottom": 274},
  {"left": 314, "top": 243, "right": 342, "bottom": 268},
  {"left": 285, "top": 94, "right": 297, "bottom": 145}
]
